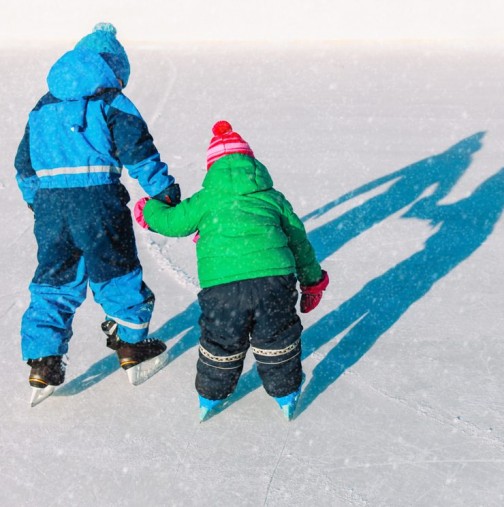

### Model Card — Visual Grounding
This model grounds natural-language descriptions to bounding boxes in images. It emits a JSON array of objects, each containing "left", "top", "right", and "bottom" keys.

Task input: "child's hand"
[
  {"left": 300, "top": 270, "right": 329, "bottom": 313},
  {"left": 134, "top": 197, "right": 150, "bottom": 229},
  {"left": 153, "top": 183, "right": 181, "bottom": 206}
]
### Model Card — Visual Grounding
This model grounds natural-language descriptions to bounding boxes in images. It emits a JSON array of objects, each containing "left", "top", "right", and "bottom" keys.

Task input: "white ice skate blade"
[
  {"left": 30, "top": 386, "right": 56, "bottom": 407},
  {"left": 126, "top": 349, "right": 170, "bottom": 386}
]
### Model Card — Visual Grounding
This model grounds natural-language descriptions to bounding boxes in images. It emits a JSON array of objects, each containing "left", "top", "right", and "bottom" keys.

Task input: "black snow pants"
[{"left": 196, "top": 274, "right": 303, "bottom": 400}]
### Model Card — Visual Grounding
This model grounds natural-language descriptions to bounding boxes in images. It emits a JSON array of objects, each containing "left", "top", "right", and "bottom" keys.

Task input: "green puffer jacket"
[{"left": 143, "top": 154, "right": 322, "bottom": 289}]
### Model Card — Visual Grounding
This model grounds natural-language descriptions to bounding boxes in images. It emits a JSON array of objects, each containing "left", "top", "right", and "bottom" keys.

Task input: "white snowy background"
[{"left": 1, "top": 2, "right": 504, "bottom": 506}]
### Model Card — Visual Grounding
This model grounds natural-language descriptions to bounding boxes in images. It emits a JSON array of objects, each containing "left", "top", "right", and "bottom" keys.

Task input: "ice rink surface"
[{"left": 1, "top": 41, "right": 503, "bottom": 505}]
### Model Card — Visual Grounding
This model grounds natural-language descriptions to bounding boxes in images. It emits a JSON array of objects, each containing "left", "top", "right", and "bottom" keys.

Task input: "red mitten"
[
  {"left": 300, "top": 270, "right": 329, "bottom": 313},
  {"left": 134, "top": 197, "right": 150, "bottom": 229}
]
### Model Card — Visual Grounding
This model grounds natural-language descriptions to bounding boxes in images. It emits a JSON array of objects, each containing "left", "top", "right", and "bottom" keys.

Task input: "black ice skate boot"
[
  {"left": 28, "top": 355, "right": 66, "bottom": 388},
  {"left": 27, "top": 355, "right": 66, "bottom": 407},
  {"left": 101, "top": 320, "right": 169, "bottom": 385}
]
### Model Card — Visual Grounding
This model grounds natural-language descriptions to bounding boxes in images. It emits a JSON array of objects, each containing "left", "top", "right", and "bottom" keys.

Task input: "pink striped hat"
[{"left": 206, "top": 121, "right": 255, "bottom": 170}]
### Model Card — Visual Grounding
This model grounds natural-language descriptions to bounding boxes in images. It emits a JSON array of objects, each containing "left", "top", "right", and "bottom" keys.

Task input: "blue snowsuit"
[{"left": 15, "top": 35, "right": 175, "bottom": 361}]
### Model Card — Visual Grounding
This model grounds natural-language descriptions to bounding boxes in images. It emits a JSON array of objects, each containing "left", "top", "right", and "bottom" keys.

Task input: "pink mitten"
[
  {"left": 300, "top": 270, "right": 329, "bottom": 313},
  {"left": 134, "top": 197, "right": 150, "bottom": 229}
]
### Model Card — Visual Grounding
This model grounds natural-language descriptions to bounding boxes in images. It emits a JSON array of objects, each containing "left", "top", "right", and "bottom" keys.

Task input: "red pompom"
[{"left": 212, "top": 120, "right": 232, "bottom": 136}]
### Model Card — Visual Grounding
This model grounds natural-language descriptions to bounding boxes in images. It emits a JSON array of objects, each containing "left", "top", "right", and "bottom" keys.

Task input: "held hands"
[
  {"left": 134, "top": 183, "right": 181, "bottom": 230},
  {"left": 153, "top": 183, "right": 181, "bottom": 205},
  {"left": 300, "top": 270, "right": 329, "bottom": 313},
  {"left": 133, "top": 197, "right": 150, "bottom": 229}
]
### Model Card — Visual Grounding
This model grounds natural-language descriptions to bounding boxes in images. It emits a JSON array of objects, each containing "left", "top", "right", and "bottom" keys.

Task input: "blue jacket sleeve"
[
  {"left": 106, "top": 94, "right": 174, "bottom": 196},
  {"left": 14, "top": 122, "right": 40, "bottom": 204}
]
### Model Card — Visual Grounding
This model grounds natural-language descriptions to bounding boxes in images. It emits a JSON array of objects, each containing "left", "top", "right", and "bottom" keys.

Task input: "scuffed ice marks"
[{"left": 145, "top": 236, "right": 200, "bottom": 294}]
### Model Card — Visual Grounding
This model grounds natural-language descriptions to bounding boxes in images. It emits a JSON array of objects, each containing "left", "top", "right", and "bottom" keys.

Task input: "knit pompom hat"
[
  {"left": 75, "top": 22, "right": 130, "bottom": 87},
  {"left": 206, "top": 121, "right": 255, "bottom": 170}
]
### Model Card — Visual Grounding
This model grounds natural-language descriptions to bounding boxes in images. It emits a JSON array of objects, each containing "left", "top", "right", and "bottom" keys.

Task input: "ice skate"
[
  {"left": 121, "top": 345, "right": 169, "bottom": 386},
  {"left": 274, "top": 388, "right": 301, "bottom": 420},
  {"left": 28, "top": 355, "right": 66, "bottom": 407},
  {"left": 198, "top": 395, "right": 222, "bottom": 422},
  {"left": 274, "top": 375, "right": 305, "bottom": 420},
  {"left": 30, "top": 386, "right": 56, "bottom": 407},
  {"left": 102, "top": 320, "right": 169, "bottom": 385}
]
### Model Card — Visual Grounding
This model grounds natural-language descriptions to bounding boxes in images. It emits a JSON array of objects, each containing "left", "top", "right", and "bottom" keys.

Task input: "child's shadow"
[
  {"left": 55, "top": 301, "right": 201, "bottom": 396},
  {"left": 297, "top": 166, "right": 504, "bottom": 414},
  {"left": 306, "top": 131, "right": 486, "bottom": 261},
  {"left": 215, "top": 132, "right": 503, "bottom": 417}
]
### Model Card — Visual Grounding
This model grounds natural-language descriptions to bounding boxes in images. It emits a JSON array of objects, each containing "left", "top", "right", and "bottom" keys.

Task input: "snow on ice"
[{"left": 1, "top": 40, "right": 503, "bottom": 506}]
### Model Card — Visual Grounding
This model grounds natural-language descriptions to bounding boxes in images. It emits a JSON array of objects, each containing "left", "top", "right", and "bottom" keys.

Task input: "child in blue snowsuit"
[{"left": 14, "top": 23, "right": 180, "bottom": 392}]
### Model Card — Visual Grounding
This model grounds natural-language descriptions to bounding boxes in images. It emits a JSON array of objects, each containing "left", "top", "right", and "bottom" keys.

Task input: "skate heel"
[
  {"left": 27, "top": 355, "right": 66, "bottom": 407},
  {"left": 125, "top": 348, "right": 170, "bottom": 386},
  {"left": 30, "top": 386, "right": 56, "bottom": 407},
  {"left": 198, "top": 395, "right": 223, "bottom": 422},
  {"left": 274, "top": 374, "right": 305, "bottom": 420},
  {"left": 102, "top": 320, "right": 169, "bottom": 385}
]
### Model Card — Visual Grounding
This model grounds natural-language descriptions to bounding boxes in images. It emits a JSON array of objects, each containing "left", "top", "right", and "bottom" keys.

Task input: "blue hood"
[
  {"left": 47, "top": 48, "right": 120, "bottom": 100},
  {"left": 46, "top": 49, "right": 121, "bottom": 131}
]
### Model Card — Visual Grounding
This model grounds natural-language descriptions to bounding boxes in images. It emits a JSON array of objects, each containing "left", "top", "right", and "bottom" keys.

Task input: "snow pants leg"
[
  {"left": 196, "top": 275, "right": 303, "bottom": 400},
  {"left": 90, "top": 268, "right": 154, "bottom": 343},
  {"left": 21, "top": 258, "right": 88, "bottom": 360},
  {"left": 21, "top": 185, "right": 154, "bottom": 360}
]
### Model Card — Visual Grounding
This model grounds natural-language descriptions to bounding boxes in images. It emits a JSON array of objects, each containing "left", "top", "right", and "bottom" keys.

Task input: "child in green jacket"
[{"left": 134, "top": 121, "right": 328, "bottom": 420}]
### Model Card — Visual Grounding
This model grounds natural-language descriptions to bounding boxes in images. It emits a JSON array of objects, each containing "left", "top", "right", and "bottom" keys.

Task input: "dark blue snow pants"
[
  {"left": 196, "top": 274, "right": 303, "bottom": 400},
  {"left": 21, "top": 184, "right": 154, "bottom": 360}
]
